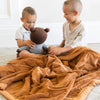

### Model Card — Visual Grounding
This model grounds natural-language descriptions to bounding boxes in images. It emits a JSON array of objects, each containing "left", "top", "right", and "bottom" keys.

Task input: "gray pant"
[{"left": 18, "top": 44, "right": 45, "bottom": 54}]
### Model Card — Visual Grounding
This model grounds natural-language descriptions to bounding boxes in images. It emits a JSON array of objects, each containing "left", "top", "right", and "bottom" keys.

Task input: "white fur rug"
[
  {"left": 0, "top": 55, "right": 16, "bottom": 65},
  {"left": 0, "top": 47, "right": 16, "bottom": 65}
]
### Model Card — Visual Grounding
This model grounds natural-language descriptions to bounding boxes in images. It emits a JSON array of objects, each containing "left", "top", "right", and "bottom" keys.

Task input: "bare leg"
[
  {"left": 19, "top": 50, "right": 39, "bottom": 58},
  {"left": 19, "top": 50, "right": 31, "bottom": 57}
]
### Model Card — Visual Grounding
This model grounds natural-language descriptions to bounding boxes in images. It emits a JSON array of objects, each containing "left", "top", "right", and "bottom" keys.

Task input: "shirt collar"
[{"left": 22, "top": 24, "right": 30, "bottom": 33}]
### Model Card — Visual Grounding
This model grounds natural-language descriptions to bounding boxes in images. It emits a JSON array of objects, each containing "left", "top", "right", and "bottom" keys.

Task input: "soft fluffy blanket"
[{"left": 0, "top": 46, "right": 100, "bottom": 100}]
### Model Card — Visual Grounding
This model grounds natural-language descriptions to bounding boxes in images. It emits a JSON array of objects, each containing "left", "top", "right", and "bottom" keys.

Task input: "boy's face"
[
  {"left": 21, "top": 13, "right": 37, "bottom": 31},
  {"left": 63, "top": 5, "right": 77, "bottom": 23}
]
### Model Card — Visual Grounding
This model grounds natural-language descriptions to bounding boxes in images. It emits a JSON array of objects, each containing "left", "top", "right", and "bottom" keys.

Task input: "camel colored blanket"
[{"left": 0, "top": 46, "right": 100, "bottom": 100}]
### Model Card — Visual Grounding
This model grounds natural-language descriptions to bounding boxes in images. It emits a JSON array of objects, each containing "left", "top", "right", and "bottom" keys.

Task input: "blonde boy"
[
  {"left": 48, "top": 0, "right": 87, "bottom": 56},
  {"left": 15, "top": 7, "right": 37, "bottom": 48}
]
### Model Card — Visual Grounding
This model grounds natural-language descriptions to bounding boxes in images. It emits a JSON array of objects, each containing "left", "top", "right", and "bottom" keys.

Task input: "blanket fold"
[{"left": 0, "top": 46, "right": 100, "bottom": 100}]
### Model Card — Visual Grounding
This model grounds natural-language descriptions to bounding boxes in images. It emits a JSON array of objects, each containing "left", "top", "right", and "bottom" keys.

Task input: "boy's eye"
[
  {"left": 33, "top": 21, "right": 35, "bottom": 23},
  {"left": 27, "top": 21, "right": 35, "bottom": 24},
  {"left": 65, "top": 13, "right": 68, "bottom": 15},
  {"left": 27, "top": 21, "right": 31, "bottom": 24}
]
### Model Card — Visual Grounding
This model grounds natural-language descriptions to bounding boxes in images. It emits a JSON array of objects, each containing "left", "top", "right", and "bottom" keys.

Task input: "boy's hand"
[
  {"left": 48, "top": 46, "right": 63, "bottom": 56},
  {"left": 24, "top": 40, "right": 35, "bottom": 48},
  {"left": 48, "top": 46, "right": 72, "bottom": 56}
]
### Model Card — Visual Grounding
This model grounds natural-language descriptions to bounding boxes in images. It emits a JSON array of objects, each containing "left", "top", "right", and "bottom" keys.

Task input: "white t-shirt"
[
  {"left": 63, "top": 22, "right": 87, "bottom": 48},
  {"left": 15, "top": 25, "right": 30, "bottom": 40},
  {"left": 15, "top": 25, "right": 45, "bottom": 54}
]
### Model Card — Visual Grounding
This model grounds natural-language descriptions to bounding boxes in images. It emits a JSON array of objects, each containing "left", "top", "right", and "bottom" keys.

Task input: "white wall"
[
  {"left": 19, "top": 0, "right": 65, "bottom": 23},
  {"left": 0, "top": 0, "right": 20, "bottom": 47},
  {"left": 81, "top": 0, "right": 100, "bottom": 21},
  {"left": 0, "top": 0, "right": 100, "bottom": 47}
]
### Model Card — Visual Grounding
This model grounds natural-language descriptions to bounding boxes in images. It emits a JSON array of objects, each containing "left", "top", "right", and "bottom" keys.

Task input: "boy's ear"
[{"left": 20, "top": 18, "right": 23, "bottom": 22}]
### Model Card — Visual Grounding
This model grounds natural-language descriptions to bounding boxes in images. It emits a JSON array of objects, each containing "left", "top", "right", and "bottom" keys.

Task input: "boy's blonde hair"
[
  {"left": 22, "top": 7, "right": 36, "bottom": 19},
  {"left": 64, "top": 0, "right": 82, "bottom": 15}
]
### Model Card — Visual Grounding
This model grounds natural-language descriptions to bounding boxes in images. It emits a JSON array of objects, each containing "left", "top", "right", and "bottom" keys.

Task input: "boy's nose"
[
  {"left": 30, "top": 23, "right": 33, "bottom": 26},
  {"left": 30, "top": 23, "right": 35, "bottom": 27}
]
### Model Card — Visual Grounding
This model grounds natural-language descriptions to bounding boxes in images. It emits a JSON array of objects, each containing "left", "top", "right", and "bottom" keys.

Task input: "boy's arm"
[
  {"left": 48, "top": 46, "right": 72, "bottom": 56},
  {"left": 16, "top": 39, "right": 35, "bottom": 48},
  {"left": 59, "top": 40, "right": 65, "bottom": 47},
  {"left": 15, "top": 28, "right": 35, "bottom": 48},
  {"left": 48, "top": 39, "right": 72, "bottom": 56}
]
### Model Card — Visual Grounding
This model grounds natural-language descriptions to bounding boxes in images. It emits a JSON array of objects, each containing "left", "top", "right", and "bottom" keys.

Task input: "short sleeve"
[{"left": 15, "top": 28, "right": 23, "bottom": 40}]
